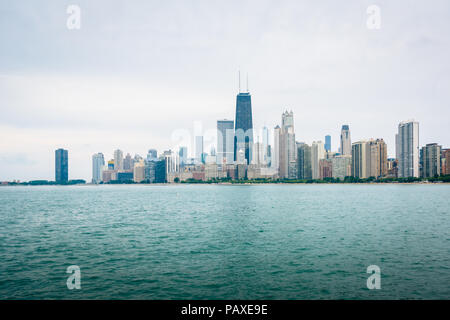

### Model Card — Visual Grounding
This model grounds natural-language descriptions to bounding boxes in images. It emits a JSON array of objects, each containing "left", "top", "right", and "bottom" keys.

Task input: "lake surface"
[{"left": 0, "top": 184, "right": 449, "bottom": 299}]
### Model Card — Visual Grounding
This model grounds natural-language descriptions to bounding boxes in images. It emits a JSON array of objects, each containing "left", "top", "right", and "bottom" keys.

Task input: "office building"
[
  {"left": 234, "top": 90, "right": 253, "bottom": 165},
  {"left": 114, "top": 149, "right": 124, "bottom": 171},
  {"left": 331, "top": 155, "right": 352, "bottom": 180},
  {"left": 442, "top": 149, "right": 450, "bottom": 175},
  {"left": 147, "top": 149, "right": 158, "bottom": 162},
  {"left": 271, "top": 125, "right": 281, "bottom": 174},
  {"left": 396, "top": 120, "right": 419, "bottom": 178},
  {"left": 133, "top": 160, "right": 146, "bottom": 183},
  {"left": 325, "top": 135, "right": 331, "bottom": 152},
  {"left": 279, "top": 111, "right": 296, "bottom": 179},
  {"left": 55, "top": 148, "right": 68, "bottom": 184},
  {"left": 92, "top": 152, "right": 105, "bottom": 184},
  {"left": 195, "top": 136, "right": 204, "bottom": 164},
  {"left": 311, "top": 141, "right": 325, "bottom": 179},
  {"left": 217, "top": 119, "right": 234, "bottom": 165},
  {"left": 297, "top": 143, "right": 312, "bottom": 180},
  {"left": 420, "top": 143, "right": 442, "bottom": 178},
  {"left": 352, "top": 141, "right": 371, "bottom": 179},
  {"left": 340, "top": 125, "right": 351, "bottom": 156},
  {"left": 179, "top": 146, "right": 188, "bottom": 166}
]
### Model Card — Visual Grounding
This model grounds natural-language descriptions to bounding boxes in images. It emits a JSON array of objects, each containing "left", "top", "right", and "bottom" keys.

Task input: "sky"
[{"left": 1, "top": 0, "right": 449, "bottom": 181}]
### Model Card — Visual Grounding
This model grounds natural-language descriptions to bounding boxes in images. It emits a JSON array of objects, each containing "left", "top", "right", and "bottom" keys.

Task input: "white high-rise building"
[
  {"left": 251, "top": 142, "right": 265, "bottom": 165},
  {"left": 396, "top": 120, "right": 419, "bottom": 178},
  {"left": 163, "top": 150, "right": 179, "bottom": 175},
  {"left": 271, "top": 125, "right": 281, "bottom": 174},
  {"left": 311, "top": 141, "right": 325, "bottom": 179},
  {"left": 340, "top": 125, "right": 351, "bottom": 156},
  {"left": 92, "top": 153, "right": 105, "bottom": 184},
  {"left": 279, "top": 111, "right": 296, "bottom": 179},
  {"left": 114, "top": 149, "right": 124, "bottom": 171},
  {"left": 262, "top": 126, "right": 270, "bottom": 165}
]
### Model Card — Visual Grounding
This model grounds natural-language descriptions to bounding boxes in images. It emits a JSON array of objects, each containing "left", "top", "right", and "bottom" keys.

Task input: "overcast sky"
[{"left": 1, "top": 0, "right": 449, "bottom": 181}]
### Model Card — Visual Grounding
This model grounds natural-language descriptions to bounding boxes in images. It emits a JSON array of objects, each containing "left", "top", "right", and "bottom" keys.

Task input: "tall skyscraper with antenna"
[{"left": 234, "top": 72, "right": 253, "bottom": 164}]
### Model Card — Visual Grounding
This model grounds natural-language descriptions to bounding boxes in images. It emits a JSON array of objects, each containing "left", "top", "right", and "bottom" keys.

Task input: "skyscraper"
[
  {"left": 420, "top": 143, "right": 441, "bottom": 178},
  {"left": 325, "top": 135, "right": 331, "bottom": 152},
  {"left": 369, "top": 139, "right": 388, "bottom": 178},
  {"left": 147, "top": 149, "right": 158, "bottom": 161},
  {"left": 352, "top": 141, "right": 371, "bottom": 179},
  {"left": 114, "top": 149, "right": 124, "bottom": 171},
  {"left": 92, "top": 152, "right": 105, "bottom": 184},
  {"left": 217, "top": 119, "right": 234, "bottom": 165},
  {"left": 311, "top": 141, "right": 325, "bottom": 179},
  {"left": 340, "top": 125, "right": 351, "bottom": 156},
  {"left": 297, "top": 142, "right": 312, "bottom": 180},
  {"left": 279, "top": 111, "right": 296, "bottom": 179},
  {"left": 262, "top": 126, "right": 270, "bottom": 165},
  {"left": 234, "top": 91, "right": 253, "bottom": 165},
  {"left": 396, "top": 120, "right": 419, "bottom": 178},
  {"left": 442, "top": 149, "right": 450, "bottom": 175},
  {"left": 55, "top": 148, "right": 68, "bottom": 184},
  {"left": 123, "top": 153, "right": 133, "bottom": 171},
  {"left": 195, "top": 136, "right": 204, "bottom": 164},
  {"left": 271, "top": 125, "right": 281, "bottom": 173},
  {"left": 179, "top": 146, "right": 188, "bottom": 166}
]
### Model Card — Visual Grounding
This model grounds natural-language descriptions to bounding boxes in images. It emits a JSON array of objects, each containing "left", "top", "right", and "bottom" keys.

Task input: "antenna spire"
[
  {"left": 246, "top": 73, "right": 249, "bottom": 93},
  {"left": 238, "top": 69, "right": 241, "bottom": 93}
]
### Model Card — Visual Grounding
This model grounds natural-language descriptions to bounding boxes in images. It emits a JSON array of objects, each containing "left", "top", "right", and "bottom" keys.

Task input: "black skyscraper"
[
  {"left": 234, "top": 92, "right": 253, "bottom": 164},
  {"left": 55, "top": 148, "right": 68, "bottom": 184}
]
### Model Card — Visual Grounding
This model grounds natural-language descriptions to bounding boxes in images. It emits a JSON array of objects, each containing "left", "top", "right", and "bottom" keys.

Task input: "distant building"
[
  {"left": 396, "top": 120, "right": 419, "bottom": 178},
  {"left": 369, "top": 139, "right": 388, "bottom": 178},
  {"left": 217, "top": 119, "right": 234, "bottom": 165},
  {"left": 387, "top": 158, "right": 398, "bottom": 178},
  {"left": 340, "top": 125, "right": 352, "bottom": 156},
  {"left": 123, "top": 153, "right": 133, "bottom": 171},
  {"left": 325, "top": 135, "right": 331, "bottom": 152},
  {"left": 420, "top": 143, "right": 441, "bottom": 178},
  {"left": 262, "top": 126, "right": 271, "bottom": 166},
  {"left": 179, "top": 146, "right": 188, "bottom": 166},
  {"left": 147, "top": 149, "right": 158, "bottom": 162},
  {"left": 319, "top": 159, "right": 333, "bottom": 179},
  {"left": 55, "top": 148, "right": 68, "bottom": 184},
  {"left": 251, "top": 142, "right": 264, "bottom": 165},
  {"left": 114, "top": 149, "right": 124, "bottom": 171},
  {"left": 279, "top": 111, "right": 296, "bottom": 179},
  {"left": 352, "top": 141, "right": 371, "bottom": 179},
  {"left": 133, "top": 160, "right": 146, "bottom": 183},
  {"left": 271, "top": 125, "right": 281, "bottom": 175},
  {"left": 297, "top": 143, "right": 312, "bottom": 180},
  {"left": 163, "top": 150, "right": 179, "bottom": 176},
  {"left": 234, "top": 91, "right": 253, "bottom": 165},
  {"left": 442, "top": 149, "right": 450, "bottom": 175},
  {"left": 195, "top": 136, "right": 204, "bottom": 164},
  {"left": 107, "top": 160, "right": 114, "bottom": 170},
  {"left": 117, "top": 171, "right": 133, "bottom": 182},
  {"left": 352, "top": 139, "right": 387, "bottom": 179},
  {"left": 155, "top": 159, "right": 166, "bottom": 183},
  {"left": 102, "top": 169, "right": 115, "bottom": 183},
  {"left": 311, "top": 141, "right": 325, "bottom": 179},
  {"left": 145, "top": 159, "right": 157, "bottom": 183},
  {"left": 331, "top": 155, "right": 352, "bottom": 180},
  {"left": 92, "top": 152, "right": 105, "bottom": 184}
]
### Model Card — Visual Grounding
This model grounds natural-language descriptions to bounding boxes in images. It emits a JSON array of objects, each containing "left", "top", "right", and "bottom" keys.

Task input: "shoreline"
[{"left": 2, "top": 182, "right": 450, "bottom": 186}]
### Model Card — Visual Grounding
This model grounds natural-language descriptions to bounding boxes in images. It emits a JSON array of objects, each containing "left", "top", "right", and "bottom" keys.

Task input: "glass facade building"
[
  {"left": 55, "top": 148, "right": 68, "bottom": 184},
  {"left": 234, "top": 92, "right": 253, "bottom": 164}
]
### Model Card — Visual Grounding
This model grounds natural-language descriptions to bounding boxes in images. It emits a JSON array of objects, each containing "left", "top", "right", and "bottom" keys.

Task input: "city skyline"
[{"left": 1, "top": 1, "right": 450, "bottom": 181}]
